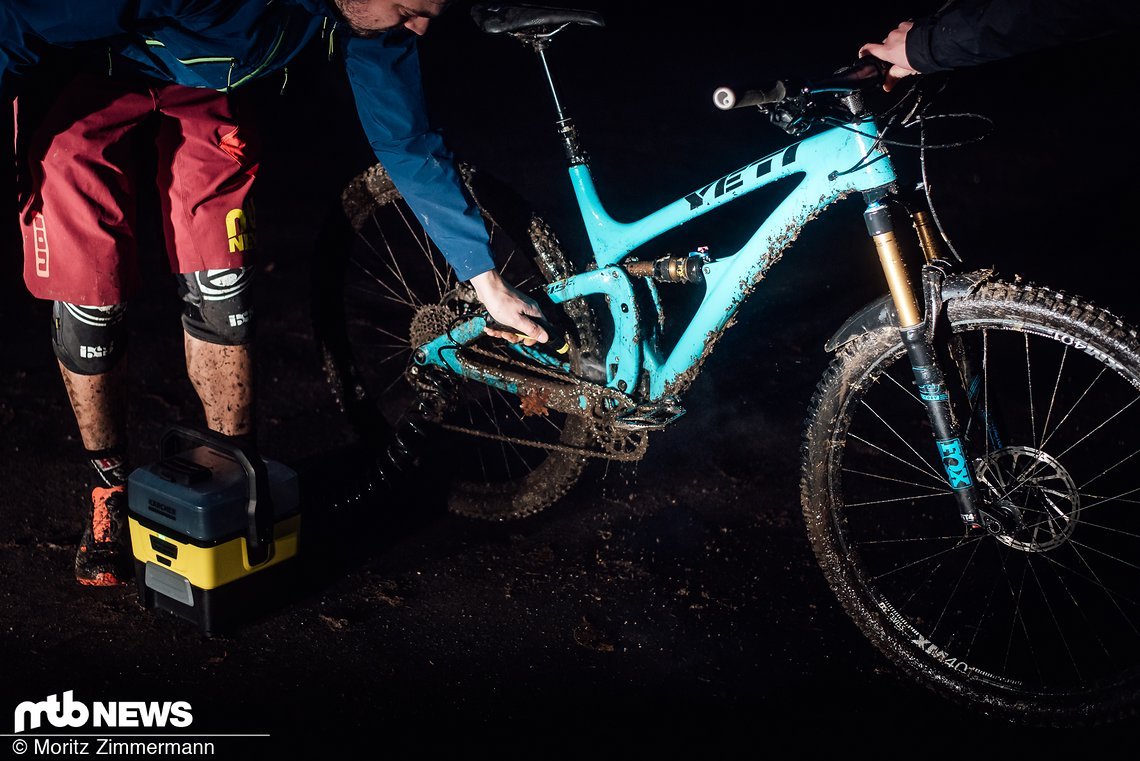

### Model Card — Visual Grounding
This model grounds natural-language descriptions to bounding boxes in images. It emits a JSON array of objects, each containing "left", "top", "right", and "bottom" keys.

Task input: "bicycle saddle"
[{"left": 470, "top": 4, "right": 605, "bottom": 34}]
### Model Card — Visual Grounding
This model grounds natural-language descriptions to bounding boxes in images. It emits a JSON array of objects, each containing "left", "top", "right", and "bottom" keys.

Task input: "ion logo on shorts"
[{"left": 32, "top": 212, "right": 49, "bottom": 277}]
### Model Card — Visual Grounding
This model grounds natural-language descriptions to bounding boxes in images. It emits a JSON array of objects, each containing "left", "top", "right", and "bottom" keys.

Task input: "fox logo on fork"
[{"left": 936, "top": 438, "right": 974, "bottom": 490}]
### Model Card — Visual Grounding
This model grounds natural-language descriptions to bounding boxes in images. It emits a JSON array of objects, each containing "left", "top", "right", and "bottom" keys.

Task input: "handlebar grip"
[{"left": 712, "top": 80, "right": 787, "bottom": 110}]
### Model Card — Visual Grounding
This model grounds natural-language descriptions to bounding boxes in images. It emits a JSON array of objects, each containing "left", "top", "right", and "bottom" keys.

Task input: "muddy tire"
[
  {"left": 801, "top": 279, "right": 1140, "bottom": 724},
  {"left": 313, "top": 162, "right": 600, "bottom": 521}
]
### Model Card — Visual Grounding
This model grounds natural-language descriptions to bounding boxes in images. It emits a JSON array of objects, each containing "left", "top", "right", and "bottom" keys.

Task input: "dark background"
[{"left": 2, "top": 1, "right": 1138, "bottom": 755}]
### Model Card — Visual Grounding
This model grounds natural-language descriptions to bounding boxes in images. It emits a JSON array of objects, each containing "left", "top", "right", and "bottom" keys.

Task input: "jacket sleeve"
[
  {"left": 906, "top": 0, "right": 1140, "bottom": 73},
  {"left": 343, "top": 30, "right": 495, "bottom": 282}
]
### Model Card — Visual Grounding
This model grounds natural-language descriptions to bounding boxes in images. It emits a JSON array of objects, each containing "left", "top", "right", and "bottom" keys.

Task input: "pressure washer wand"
[{"left": 484, "top": 315, "right": 570, "bottom": 355}]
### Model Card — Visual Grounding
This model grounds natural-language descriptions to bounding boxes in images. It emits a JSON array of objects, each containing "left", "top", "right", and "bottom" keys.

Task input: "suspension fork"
[
  {"left": 863, "top": 196, "right": 986, "bottom": 529},
  {"left": 910, "top": 194, "right": 1007, "bottom": 454}
]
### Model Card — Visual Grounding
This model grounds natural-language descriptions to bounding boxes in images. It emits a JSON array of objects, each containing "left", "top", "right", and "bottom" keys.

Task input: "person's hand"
[
  {"left": 859, "top": 20, "right": 918, "bottom": 92},
  {"left": 468, "top": 270, "right": 549, "bottom": 346}
]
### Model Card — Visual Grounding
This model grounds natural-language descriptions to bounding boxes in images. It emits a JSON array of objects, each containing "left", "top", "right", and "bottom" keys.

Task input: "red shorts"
[{"left": 18, "top": 73, "right": 259, "bottom": 306}]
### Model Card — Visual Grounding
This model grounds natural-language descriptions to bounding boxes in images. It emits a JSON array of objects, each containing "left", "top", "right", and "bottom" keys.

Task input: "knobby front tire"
[{"left": 801, "top": 279, "right": 1140, "bottom": 724}]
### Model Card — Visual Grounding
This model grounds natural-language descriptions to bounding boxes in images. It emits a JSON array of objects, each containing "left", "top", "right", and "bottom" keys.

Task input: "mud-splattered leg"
[
  {"left": 59, "top": 361, "right": 133, "bottom": 585},
  {"left": 183, "top": 333, "right": 253, "bottom": 437},
  {"left": 58, "top": 361, "right": 128, "bottom": 451}
]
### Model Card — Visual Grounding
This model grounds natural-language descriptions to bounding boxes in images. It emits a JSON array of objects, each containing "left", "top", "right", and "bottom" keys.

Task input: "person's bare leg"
[
  {"left": 184, "top": 333, "right": 253, "bottom": 436},
  {"left": 59, "top": 360, "right": 132, "bottom": 586},
  {"left": 58, "top": 361, "right": 127, "bottom": 451}
]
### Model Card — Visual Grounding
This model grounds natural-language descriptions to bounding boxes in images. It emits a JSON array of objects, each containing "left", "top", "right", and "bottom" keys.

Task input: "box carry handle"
[{"left": 160, "top": 424, "right": 274, "bottom": 566}]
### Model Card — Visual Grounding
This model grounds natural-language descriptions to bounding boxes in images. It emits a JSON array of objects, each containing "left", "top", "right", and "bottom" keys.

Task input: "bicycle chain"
[{"left": 413, "top": 341, "right": 649, "bottom": 462}]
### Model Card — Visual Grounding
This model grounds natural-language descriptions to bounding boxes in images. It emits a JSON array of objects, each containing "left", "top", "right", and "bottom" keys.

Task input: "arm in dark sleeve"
[
  {"left": 344, "top": 31, "right": 495, "bottom": 282},
  {"left": 906, "top": 0, "right": 1140, "bottom": 73}
]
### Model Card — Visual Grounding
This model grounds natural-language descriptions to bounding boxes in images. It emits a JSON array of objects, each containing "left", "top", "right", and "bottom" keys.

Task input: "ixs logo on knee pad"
[
  {"left": 79, "top": 344, "right": 113, "bottom": 359},
  {"left": 13, "top": 691, "right": 193, "bottom": 733}
]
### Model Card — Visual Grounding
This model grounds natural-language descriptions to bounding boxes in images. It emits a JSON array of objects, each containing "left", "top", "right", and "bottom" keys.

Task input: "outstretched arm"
[
  {"left": 344, "top": 31, "right": 548, "bottom": 344},
  {"left": 860, "top": 0, "right": 1140, "bottom": 90}
]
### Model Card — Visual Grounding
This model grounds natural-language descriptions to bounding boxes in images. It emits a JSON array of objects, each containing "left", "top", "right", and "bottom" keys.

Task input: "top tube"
[{"left": 569, "top": 118, "right": 895, "bottom": 268}]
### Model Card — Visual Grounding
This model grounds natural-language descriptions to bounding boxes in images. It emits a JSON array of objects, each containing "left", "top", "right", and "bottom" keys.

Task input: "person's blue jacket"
[{"left": 0, "top": 0, "right": 495, "bottom": 281}]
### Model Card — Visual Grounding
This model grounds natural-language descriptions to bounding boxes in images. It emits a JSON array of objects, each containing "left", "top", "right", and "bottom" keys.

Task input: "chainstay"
[
  {"left": 458, "top": 342, "right": 634, "bottom": 416},
  {"left": 422, "top": 344, "right": 649, "bottom": 461}
]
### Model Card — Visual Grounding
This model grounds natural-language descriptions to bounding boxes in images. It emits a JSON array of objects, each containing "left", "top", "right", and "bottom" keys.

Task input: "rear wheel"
[
  {"left": 801, "top": 280, "right": 1140, "bottom": 723},
  {"left": 313, "top": 163, "right": 601, "bottom": 520}
]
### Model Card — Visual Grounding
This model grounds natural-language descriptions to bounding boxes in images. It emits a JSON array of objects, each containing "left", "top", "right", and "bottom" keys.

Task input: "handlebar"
[{"left": 713, "top": 56, "right": 888, "bottom": 112}]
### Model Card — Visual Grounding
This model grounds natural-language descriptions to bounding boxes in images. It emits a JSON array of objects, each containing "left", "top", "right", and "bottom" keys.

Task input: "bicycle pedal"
[{"left": 613, "top": 399, "right": 686, "bottom": 430}]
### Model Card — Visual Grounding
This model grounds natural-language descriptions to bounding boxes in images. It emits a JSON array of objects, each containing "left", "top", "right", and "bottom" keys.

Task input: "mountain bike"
[{"left": 311, "top": 4, "right": 1140, "bottom": 725}]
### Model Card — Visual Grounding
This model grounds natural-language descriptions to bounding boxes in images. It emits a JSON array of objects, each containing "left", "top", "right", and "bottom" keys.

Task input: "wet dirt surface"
[{"left": 3, "top": 3, "right": 1140, "bottom": 755}]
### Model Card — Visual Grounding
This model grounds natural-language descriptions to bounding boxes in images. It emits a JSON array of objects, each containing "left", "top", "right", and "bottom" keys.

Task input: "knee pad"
[
  {"left": 178, "top": 268, "right": 254, "bottom": 346},
  {"left": 52, "top": 302, "right": 128, "bottom": 375}
]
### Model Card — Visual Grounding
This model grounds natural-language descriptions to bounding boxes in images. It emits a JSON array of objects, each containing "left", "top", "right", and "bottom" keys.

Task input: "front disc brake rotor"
[{"left": 975, "top": 446, "right": 1080, "bottom": 552}]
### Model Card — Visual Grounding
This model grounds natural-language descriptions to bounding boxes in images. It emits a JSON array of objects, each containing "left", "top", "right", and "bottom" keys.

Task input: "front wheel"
[{"left": 802, "top": 279, "right": 1140, "bottom": 724}]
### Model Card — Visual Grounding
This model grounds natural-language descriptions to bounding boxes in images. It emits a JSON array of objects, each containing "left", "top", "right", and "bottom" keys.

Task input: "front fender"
[{"left": 824, "top": 269, "right": 994, "bottom": 353}]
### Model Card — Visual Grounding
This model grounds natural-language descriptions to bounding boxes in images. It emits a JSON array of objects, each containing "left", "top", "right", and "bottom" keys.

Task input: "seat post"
[{"left": 521, "top": 35, "right": 587, "bottom": 166}]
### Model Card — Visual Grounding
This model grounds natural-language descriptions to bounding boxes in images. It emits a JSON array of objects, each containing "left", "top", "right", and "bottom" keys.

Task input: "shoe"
[{"left": 75, "top": 484, "right": 131, "bottom": 587}]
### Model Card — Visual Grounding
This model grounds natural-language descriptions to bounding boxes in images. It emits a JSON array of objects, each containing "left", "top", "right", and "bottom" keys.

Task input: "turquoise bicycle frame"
[{"left": 416, "top": 119, "right": 896, "bottom": 406}]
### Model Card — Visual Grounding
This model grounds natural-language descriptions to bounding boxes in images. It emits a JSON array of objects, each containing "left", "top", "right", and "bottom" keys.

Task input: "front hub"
[{"left": 974, "top": 446, "right": 1080, "bottom": 551}]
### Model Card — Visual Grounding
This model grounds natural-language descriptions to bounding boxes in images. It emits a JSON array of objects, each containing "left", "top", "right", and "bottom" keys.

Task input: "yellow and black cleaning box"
[{"left": 128, "top": 425, "right": 300, "bottom": 635}]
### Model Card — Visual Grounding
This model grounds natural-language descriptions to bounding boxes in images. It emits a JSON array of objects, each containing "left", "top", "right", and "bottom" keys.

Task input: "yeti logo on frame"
[
  {"left": 226, "top": 208, "right": 255, "bottom": 253},
  {"left": 936, "top": 438, "right": 973, "bottom": 489}
]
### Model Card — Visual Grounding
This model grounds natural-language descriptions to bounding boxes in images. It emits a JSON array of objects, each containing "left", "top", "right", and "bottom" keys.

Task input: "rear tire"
[{"left": 313, "top": 163, "right": 601, "bottom": 521}]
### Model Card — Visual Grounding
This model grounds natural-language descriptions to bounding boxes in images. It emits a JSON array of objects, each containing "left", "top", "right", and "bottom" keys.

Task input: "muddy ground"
[{"left": 2, "top": 3, "right": 1139, "bottom": 755}]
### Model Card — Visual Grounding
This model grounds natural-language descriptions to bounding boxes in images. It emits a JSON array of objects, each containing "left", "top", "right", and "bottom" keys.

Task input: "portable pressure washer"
[
  {"left": 126, "top": 403, "right": 433, "bottom": 636},
  {"left": 127, "top": 425, "right": 301, "bottom": 636}
]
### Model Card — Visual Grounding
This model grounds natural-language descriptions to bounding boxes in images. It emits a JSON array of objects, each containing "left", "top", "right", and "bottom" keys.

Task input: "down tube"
[{"left": 649, "top": 127, "right": 896, "bottom": 399}]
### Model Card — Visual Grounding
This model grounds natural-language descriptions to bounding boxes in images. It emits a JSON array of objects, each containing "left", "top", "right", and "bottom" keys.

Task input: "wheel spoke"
[
  {"left": 348, "top": 248, "right": 416, "bottom": 308},
  {"left": 850, "top": 401, "right": 945, "bottom": 484},
  {"left": 1040, "top": 344, "right": 1069, "bottom": 445},
  {"left": 930, "top": 537, "right": 984, "bottom": 641},
  {"left": 845, "top": 491, "right": 949, "bottom": 508},
  {"left": 809, "top": 293, "right": 1140, "bottom": 710},
  {"left": 368, "top": 213, "right": 423, "bottom": 306},
  {"left": 393, "top": 202, "right": 451, "bottom": 299},
  {"left": 1023, "top": 556, "right": 1083, "bottom": 682},
  {"left": 1080, "top": 446, "right": 1140, "bottom": 491},
  {"left": 841, "top": 466, "right": 948, "bottom": 492},
  {"left": 1039, "top": 366, "right": 1106, "bottom": 451},
  {"left": 865, "top": 533, "right": 987, "bottom": 583}
]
